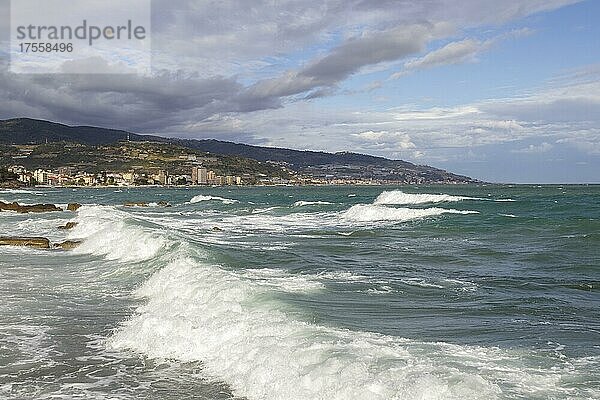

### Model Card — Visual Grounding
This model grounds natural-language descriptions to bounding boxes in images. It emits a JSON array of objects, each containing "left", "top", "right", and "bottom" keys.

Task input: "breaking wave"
[
  {"left": 109, "top": 254, "right": 507, "bottom": 400},
  {"left": 189, "top": 195, "right": 238, "bottom": 204},
  {"left": 67, "top": 206, "right": 169, "bottom": 263},
  {"left": 343, "top": 204, "right": 478, "bottom": 222},
  {"left": 374, "top": 190, "right": 475, "bottom": 205}
]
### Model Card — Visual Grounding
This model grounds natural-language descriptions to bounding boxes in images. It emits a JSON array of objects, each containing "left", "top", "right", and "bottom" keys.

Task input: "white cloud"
[
  {"left": 351, "top": 130, "right": 416, "bottom": 151},
  {"left": 393, "top": 38, "right": 493, "bottom": 78},
  {"left": 511, "top": 142, "right": 553, "bottom": 154},
  {"left": 391, "top": 28, "right": 535, "bottom": 79}
]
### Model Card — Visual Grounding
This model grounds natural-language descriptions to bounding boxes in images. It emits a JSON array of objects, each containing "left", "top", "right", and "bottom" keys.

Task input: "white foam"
[
  {"left": 293, "top": 200, "right": 334, "bottom": 207},
  {"left": 189, "top": 195, "right": 238, "bottom": 204},
  {"left": 241, "top": 268, "right": 324, "bottom": 292},
  {"left": 316, "top": 270, "right": 372, "bottom": 282},
  {"left": 400, "top": 277, "right": 445, "bottom": 289},
  {"left": 441, "top": 278, "right": 479, "bottom": 292},
  {"left": 365, "top": 285, "right": 395, "bottom": 294},
  {"left": 251, "top": 206, "right": 283, "bottom": 214},
  {"left": 374, "top": 190, "right": 474, "bottom": 205},
  {"left": 193, "top": 210, "right": 333, "bottom": 233},
  {"left": 67, "top": 206, "right": 169, "bottom": 263},
  {"left": 110, "top": 255, "right": 506, "bottom": 400},
  {"left": 136, "top": 204, "right": 476, "bottom": 237},
  {"left": 110, "top": 252, "right": 591, "bottom": 399},
  {"left": 343, "top": 204, "right": 478, "bottom": 222}
]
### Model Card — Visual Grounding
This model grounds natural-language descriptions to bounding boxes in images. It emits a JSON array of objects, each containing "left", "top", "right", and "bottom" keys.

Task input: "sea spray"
[{"left": 68, "top": 205, "right": 169, "bottom": 263}]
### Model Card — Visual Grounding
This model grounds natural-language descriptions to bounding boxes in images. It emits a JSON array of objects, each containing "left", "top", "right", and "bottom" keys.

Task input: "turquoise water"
[{"left": 0, "top": 185, "right": 598, "bottom": 399}]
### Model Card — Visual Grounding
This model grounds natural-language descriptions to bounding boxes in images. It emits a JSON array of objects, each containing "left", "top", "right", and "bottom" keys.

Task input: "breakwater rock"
[
  {"left": 67, "top": 203, "right": 82, "bottom": 211},
  {"left": 0, "top": 201, "right": 62, "bottom": 214},
  {"left": 0, "top": 237, "right": 51, "bottom": 249},
  {"left": 53, "top": 240, "right": 82, "bottom": 250},
  {"left": 58, "top": 222, "right": 78, "bottom": 230}
]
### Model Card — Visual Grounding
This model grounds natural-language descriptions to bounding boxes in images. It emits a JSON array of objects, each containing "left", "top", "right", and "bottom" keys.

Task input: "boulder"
[
  {"left": 0, "top": 201, "right": 62, "bottom": 214},
  {"left": 0, "top": 237, "right": 50, "bottom": 249},
  {"left": 67, "top": 203, "right": 82, "bottom": 211},
  {"left": 53, "top": 240, "right": 82, "bottom": 250},
  {"left": 58, "top": 222, "right": 78, "bottom": 230},
  {"left": 211, "top": 226, "right": 223, "bottom": 232},
  {"left": 157, "top": 201, "right": 172, "bottom": 207}
]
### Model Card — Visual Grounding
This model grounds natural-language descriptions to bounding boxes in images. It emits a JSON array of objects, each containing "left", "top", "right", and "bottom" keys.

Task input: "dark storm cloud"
[{"left": 0, "top": 66, "right": 260, "bottom": 131}]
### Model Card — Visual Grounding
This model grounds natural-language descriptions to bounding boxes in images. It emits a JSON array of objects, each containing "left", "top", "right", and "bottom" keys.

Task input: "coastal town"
[
  {"left": 0, "top": 141, "right": 462, "bottom": 187},
  {"left": 1, "top": 164, "right": 390, "bottom": 188},
  {"left": 5, "top": 164, "right": 252, "bottom": 187}
]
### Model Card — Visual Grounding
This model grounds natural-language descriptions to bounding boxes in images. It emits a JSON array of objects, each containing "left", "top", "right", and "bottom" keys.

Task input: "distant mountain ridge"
[
  {"left": 0, "top": 118, "right": 137, "bottom": 146},
  {"left": 0, "top": 118, "right": 476, "bottom": 182},
  {"left": 0, "top": 118, "right": 407, "bottom": 167}
]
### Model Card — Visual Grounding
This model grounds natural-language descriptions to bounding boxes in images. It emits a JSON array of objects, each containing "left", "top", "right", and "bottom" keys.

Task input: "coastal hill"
[{"left": 0, "top": 118, "right": 476, "bottom": 183}]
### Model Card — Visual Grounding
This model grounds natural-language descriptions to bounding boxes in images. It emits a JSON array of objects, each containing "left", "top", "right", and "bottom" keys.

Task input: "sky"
[{"left": 0, "top": 0, "right": 599, "bottom": 183}]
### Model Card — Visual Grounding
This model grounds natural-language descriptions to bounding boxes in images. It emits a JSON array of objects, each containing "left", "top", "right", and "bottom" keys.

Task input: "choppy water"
[{"left": 0, "top": 185, "right": 598, "bottom": 400}]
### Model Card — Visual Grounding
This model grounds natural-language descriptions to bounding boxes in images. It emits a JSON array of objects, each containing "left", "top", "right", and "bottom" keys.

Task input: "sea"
[{"left": 0, "top": 185, "right": 598, "bottom": 400}]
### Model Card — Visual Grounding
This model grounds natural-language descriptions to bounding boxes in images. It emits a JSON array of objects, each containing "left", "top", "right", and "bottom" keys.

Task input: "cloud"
[
  {"left": 0, "top": 0, "right": 588, "bottom": 146},
  {"left": 145, "top": 0, "right": 574, "bottom": 66},
  {"left": 300, "top": 23, "right": 449, "bottom": 82},
  {"left": 245, "top": 23, "right": 449, "bottom": 102},
  {"left": 189, "top": 65, "right": 600, "bottom": 165},
  {"left": 511, "top": 142, "right": 553, "bottom": 154},
  {"left": 481, "top": 78, "right": 600, "bottom": 124},
  {"left": 391, "top": 38, "right": 493, "bottom": 79},
  {"left": 0, "top": 65, "right": 250, "bottom": 131},
  {"left": 351, "top": 130, "right": 416, "bottom": 152},
  {"left": 391, "top": 28, "right": 534, "bottom": 78}
]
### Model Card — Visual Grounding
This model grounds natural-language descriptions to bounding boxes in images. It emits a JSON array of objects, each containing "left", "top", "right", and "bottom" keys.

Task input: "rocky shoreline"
[
  {"left": 0, "top": 201, "right": 82, "bottom": 214},
  {"left": 0, "top": 237, "right": 83, "bottom": 250},
  {"left": 0, "top": 201, "right": 62, "bottom": 213},
  {"left": 0, "top": 201, "right": 83, "bottom": 250}
]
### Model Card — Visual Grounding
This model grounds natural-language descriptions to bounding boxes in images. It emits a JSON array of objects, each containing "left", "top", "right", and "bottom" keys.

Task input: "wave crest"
[
  {"left": 374, "top": 190, "right": 474, "bottom": 205},
  {"left": 68, "top": 206, "right": 169, "bottom": 263},
  {"left": 190, "top": 195, "right": 238, "bottom": 204},
  {"left": 343, "top": 204, "right": 477, "bottom": 222},
  {"left": 109, "top": 255, "right": 501, "bottom": 400}
]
